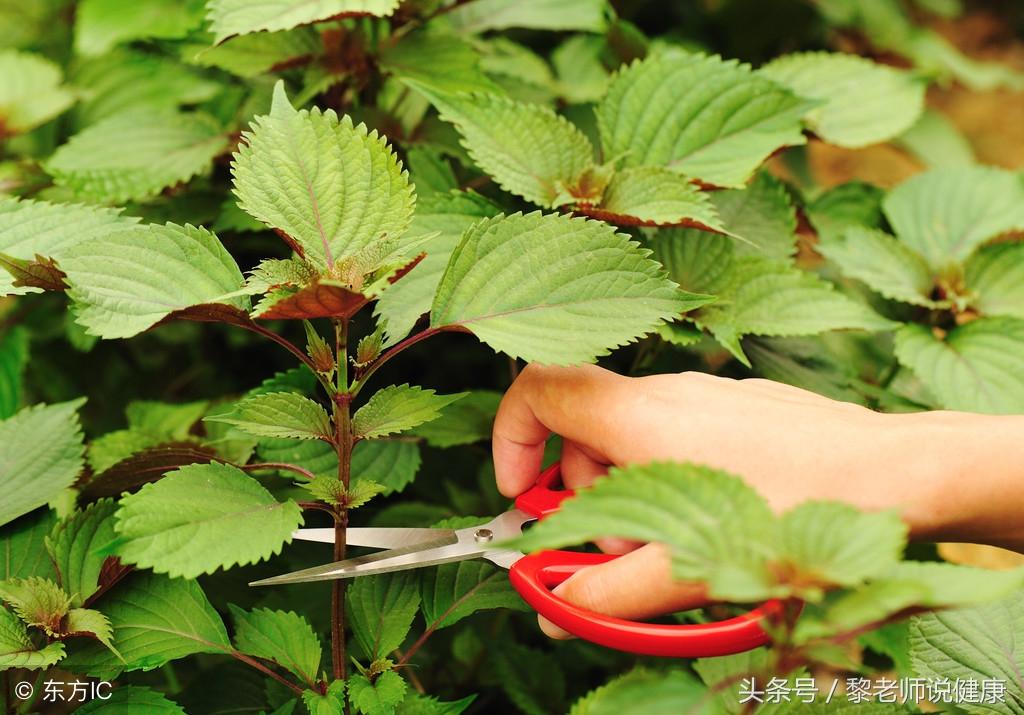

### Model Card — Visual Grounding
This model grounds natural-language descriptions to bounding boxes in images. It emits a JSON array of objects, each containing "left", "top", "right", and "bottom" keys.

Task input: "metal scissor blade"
[
  {"left": 250, "top": 535, "right": 484, "bottom": 586},
  {"left": 292, "top": 527, "right": 457, "bottom": 550}
]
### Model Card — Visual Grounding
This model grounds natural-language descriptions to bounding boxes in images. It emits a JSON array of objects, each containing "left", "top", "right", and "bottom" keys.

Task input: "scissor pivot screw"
[{"left": 474, "top": 528, "right": 494, "bottom": 543}]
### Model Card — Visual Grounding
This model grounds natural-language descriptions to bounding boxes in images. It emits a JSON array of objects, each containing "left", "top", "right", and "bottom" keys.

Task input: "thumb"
[{"left": 537, "top": 543, "right": 710, "bottom": 639}]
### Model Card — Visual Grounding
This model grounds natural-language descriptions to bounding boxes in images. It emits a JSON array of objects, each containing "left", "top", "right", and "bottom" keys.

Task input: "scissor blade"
[
  {"left": 292, "top": 527, "right": 457, "bottom": 550},
  {"left": 250, "top": 536, "right": 484, "bottom": 586}
]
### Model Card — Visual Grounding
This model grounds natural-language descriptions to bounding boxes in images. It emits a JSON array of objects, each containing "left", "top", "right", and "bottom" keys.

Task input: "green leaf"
[
  {"left": 396, "top": 694, "right": 476, "bottom": 715},
  {"left": 0, "top": 606, "right": 65, "bottom": 670},
  {"left": 60, "top": 222, "right": 247, "bottom": 339},
  {"left": 353, "top": 385, "right": 465, "bottom": 440},
  {"left": 445, "top": 0, "right": 607, "bottom": 33},
  {"left": 0, "top": 577, "right": 71, "bottom": 635},
  {"left": 894, "top": 109, "right": 975, "bottom": 168},
  {"left": 380, "top": 31, "right": 502, "bottom": 96},
  {"left": 303, "top": 679, "right": 346, "bottom": 715},
  {"left": 0, "top": 197, "right": 136, "bottom": 297},
  {"left": 965, "top": 242, "right": 1024, "bottom": 319},
  {"left": 894, "top": 318, "right": 1024, "bottom": 414},
  {"left": 74, "top": 686, "right": 186, "bottom": 714},
  {"left": 185, "top": 27, "right": 321, "bottom": 78},
  {"left": 759, "top": 51, "right": 925, "bottom": 148},
  {"left": 112, "top": 462, "right": 303, "bottom": 578},
  {"left": 230, "top": 605, "right": 321, "bottom": 686},
  {"left": 711, "top": 172, "right": 798, "bottom": 261},
  {"left": 909, "top": 594, "right": 1024, "bottom": 715},
  {"left": 425, "top": 91, "right": 594, "bottom": 208},
  {"left": 819, "top": 226, "right": 938, "bottom": 307},
  {"left": 351, "top": 440, "right": 421, "bottom": 495},
  {"left": 419, "top": 559, "right": 527, "bottom": 630},
  {"left": 0, "top": 327, "right": 26, "bottom": 418},
  {"left": 208, "top": 0, "right": 399, "bottom": 42},
  {"left": 347, "top": 572, "right": 419, "bottom": 660},
  {"left": 582, "top": 167, "right": 724, "bottom": 231},
  {"left": 61, "top": 571, "right": 230, "bottom": 678},
  {"left": 569, "top": 668, "right": 706, "bottom": 715},
  {"left": 0, "top": 400, "right": 85, "bottom": 529},
  {"left": 1, "top": 510, "right": 57, "bottom": 582},
  {"left": 552, "top": 35, "right": 609, "bottom": 104},
  {"left": 64, "top": 607, "right": 117, "bottom": 653},
  {"left": 430, "top": 211, "right": 687, "bottom": 364},
  {"left": 411, "top": 390, "right": 501, "bottom": 448},
  {"left": 209, "top": 392, "right": 332, "bottom": 441},
  {"left": 483, "top": 642, "right": 565, "bottom": 715},
  {"left": 232, "top": 82, "right": 415, "bottom": 271},
  {"left": 374, "top": 191, "right": 501, "bottom": 346},
  {"left": 348, "top": 671, "right": 407, "bottom": 715},
  {"left": 75, "top": 0, "right": 205, "bottom": 56},
  {"left": 300, "top": 477, "right": 385, "bottom": 509},
  {"left": 46, "top": 499, "right": 117, "bottom": 607},
  {"left": 0, "top": 50, "right": 74, "bottom": 134},
  {"left": 597, "top": 53, "right": 811, "bottom": 187},
  {"left": 653, "top": 228, "right": 736, "bottom": 296},
  {"left": 882, "top": 166, "right": 1024, "bottom": 270},
  {"left": 405, "top": 149, "right": 457, "bottom": 198},
  {"left": 806, "top": 180, "right": 885, "bottom": 244},
  {"left": 47, "top": 110, "right": 228, "bottom": 204}
]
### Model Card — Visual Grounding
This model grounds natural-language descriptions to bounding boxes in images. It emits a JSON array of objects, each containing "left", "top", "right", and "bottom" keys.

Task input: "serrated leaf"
[
  {"left": 380, "top": 31, "right": 501, "bottom": 96},
  {"left": 209, "top": 392, "right": 332, "bottom": 441},
  {"left": 375, "top": 191, "right": 501, "bottom": 346},
  {"left": 301, "top": 477, "right": 384, "bottom": 509},
  {"left": 112, "top": 462, "right": 303, "bottom": 578},
  {"left": 82, "top": 443, "right": 218, "bottom": 499},
  {"left": 59, "top": 222, "right": 247, "bottom": 339},
  {"left": 0, "top": 327, "right": 27, "bottom": 418},
  {"left": 597, "top": 53, "right": 811, "bottom": 187},
  {"left": 0, "top": 197, "right": 136, "bottom": 297},
  {"left": 232, "top": 82, "right": 415, "bottom": 271},
  {"left": 0, "top": 400, "right": 85, "bottom": 529},
  {"left": 883, "top": 166, "right": 1024, "bottom": 271},
  {"left": 253, "top": 280, "right": 368, "bottom": 320},
  {"left": 64, "top": 607, "right": 116, "bottom": 652},
  {"left": 819, "top": 226, "right": 938, "bottom": 307},
  {"left": 1, "top": 510, "right": 58, "bottom": 582},
  {"left": 74, "top": 686, "right": 186, "bottom": 714},
  {"left": 75, "top": 0, "right": 204, "bottom": 56},
  {"left": 425, "top": 91, "right": 594, "bottom": 208},
  {"left": 419, "top": 559, "right": 526, "bottom": 630},
  {"left": 208, "top": 0, "right": 399, "bottom": 42},
  {"left": 894, "top": 319, "right": 1024, "bottom": 414},
  {"left": 303, "top": 679, "right": 346, "bottom": 715},
  {"left": 46, "top": 499, "right": 117, "bottom": 607},
  {"left": 909, "top": 593, "right": 1024, "bottom": 715},
  {"left": 347, "top": 572, "right": 419, "bottom": 660},
  {"left": 0, "top": 606, "right": 65, "bottom": 670},
  {"left": 47, "top": 110, "right": 228, "bottom": 203},
  {"left": 186, "top": 27, "right": 321, "bottom": 78},
  {"left": 569, "top": 668, "right": 705, "bottom": 715},
  {"left": 579, "top": 167, "right": 725, "bottom": 231},
  {"left": 352, "top": 440, "right": 421, "bottom": 495},
  {"left": 230, "top": 606, "right": 321, "bottom": 686},
  {"left": 411, "top": 390, "right": 501, "bottom": 448},
  {"left": 349, "top": 671, "right": 407, "bottom": 715},
  {"left": 711, "top": 172, "right": 798, "bottom": 261},
  {"left": 445, "top": 0, "right": 607, "bottom": 33},
  {"left": 430, "top": 211, "right": 686, "bottom": 364},
  {"left": 965, "top": 242, "right": 1024, "bottom": 319},
  {"left": 759, "top": 51, "right": 925, "bottom": 148},
  {"left": 353, "top": 385, "right": 465, "bottom": 440},
  {"left": 0, "top": 50, "right": 74, "bottom": 135},
  {"left": 60, "top": 571, "right": 230, "bottom": 678},
  {"left": 0, "top": 577, "right": 71, "bottom": 635}
]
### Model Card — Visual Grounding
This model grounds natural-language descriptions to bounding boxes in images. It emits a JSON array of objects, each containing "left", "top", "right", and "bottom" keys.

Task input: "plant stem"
[
  {"left": 330, "top": 318, "right": 353, "bottom": 683},
  {"left": 353, "top": 326, "right": 445, "bottom": 394},
  {"left": 230, "top": 650, "right": 305, "bottom": 696}
]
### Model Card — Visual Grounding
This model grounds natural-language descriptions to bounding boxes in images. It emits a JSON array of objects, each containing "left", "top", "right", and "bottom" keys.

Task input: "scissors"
[{"left": 251, "top": 463, "right": 781, "bottom": 657}]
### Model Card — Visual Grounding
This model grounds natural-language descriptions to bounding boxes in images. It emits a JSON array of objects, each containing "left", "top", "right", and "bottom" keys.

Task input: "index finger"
[{"left": 492, "top": 364, "right": 626, "bottom": 497}]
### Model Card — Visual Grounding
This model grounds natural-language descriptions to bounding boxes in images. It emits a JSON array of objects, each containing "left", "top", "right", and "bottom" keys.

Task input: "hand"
[{"left": 492, "top": 364, "right": 1024, "bottom": 638}]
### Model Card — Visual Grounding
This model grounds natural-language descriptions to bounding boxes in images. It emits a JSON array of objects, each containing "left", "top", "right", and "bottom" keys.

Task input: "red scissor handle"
[{"left": 508, "top": 463, "right": 782, "bottom": 658}]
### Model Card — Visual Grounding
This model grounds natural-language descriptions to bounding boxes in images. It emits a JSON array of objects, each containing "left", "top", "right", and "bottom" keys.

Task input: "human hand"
[{"left": 492, "top": 364, "right": 1024, "bottom": 638}]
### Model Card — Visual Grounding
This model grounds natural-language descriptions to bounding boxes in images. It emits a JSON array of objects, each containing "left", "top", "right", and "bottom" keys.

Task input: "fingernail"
[{"left": 537, "top": 614, "right": 573, "bottom": 640}]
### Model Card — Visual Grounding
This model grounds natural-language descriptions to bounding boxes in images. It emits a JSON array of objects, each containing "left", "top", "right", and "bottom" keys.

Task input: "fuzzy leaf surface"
[
  {"left": 0, "top": 50, "right": 74, "bottom": 134},
  {"left": 232, "top": 82, "right": 414, "bottom": 270},
  {"left": 430, "top": 212, "right": 686, "bottom": 364},
  {"left": 894, "top": 319, "right": 1024, "bottom": 414},
  {"left": 0, "top": 400, "right": 85, "bottom": 529},
  {"left": 59, "top": 222, "right": 247, "bottom": 339},
  {"left": 230, "top": 605, "right": 321, "bottom": 685},
  {"left": 208, "top": 0, "right": 399, "bottom": 42},
  {"left": 347, "top": 572, "right": 419, "bottom": 660},
  {"left": 210, "top": 392, "right": 332, "bottom": 441},
  {"left": 597, "top": 53, "right": 810, "bottom": 187},
  {"left": 47, "top": 110, "right": 227, "bottom": 203},
  {"left": 760, "top": 51, "right": 925, "bottom": 148},
  {"left": 0, "top": 577, "right": 71, "bottom": 635},
  {"left": 112, "top": 462, "right": 303, "bottom": 578},
  {"left": 353, "top": 385, "right": 465, "bottom": 440}
]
